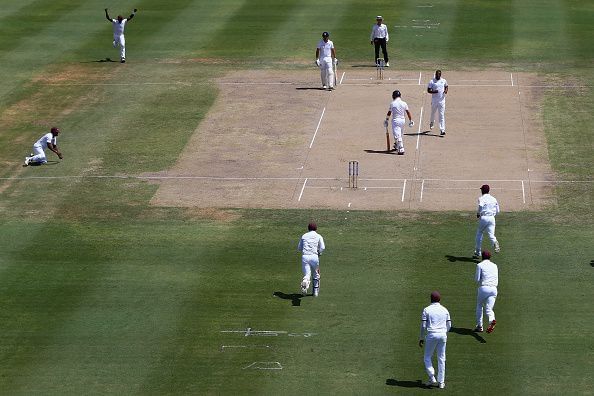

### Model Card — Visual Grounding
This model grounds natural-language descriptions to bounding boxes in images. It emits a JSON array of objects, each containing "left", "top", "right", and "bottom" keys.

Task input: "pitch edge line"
[
  {"left": 339, "top": 72, "right": 346, "bottom": 85},
  {"left": 401, "top": 179, "right": 407, "bottom": 202},
  {"left": 310, "top": 107, "right": 326, "bottom": 148},
  {"left": 420, "top": 179, "right": 425, "bottom": 202},
  {"left": 298, "top": 178, "right": 308, "bottom": 201},
  {"left": 521, "top": 180, "right": 526, "bottom": 203},
  {"left": 416, "top": 107, "right": 424, "bottom": 150}
]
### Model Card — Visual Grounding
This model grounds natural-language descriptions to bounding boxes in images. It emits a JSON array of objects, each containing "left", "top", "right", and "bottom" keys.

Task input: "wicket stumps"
[
  {"left": 376, "top": 58, "right": 385, "bottom": 80},
  {"left": 348, "top": 160, "right": 359, "bottom": 189}
]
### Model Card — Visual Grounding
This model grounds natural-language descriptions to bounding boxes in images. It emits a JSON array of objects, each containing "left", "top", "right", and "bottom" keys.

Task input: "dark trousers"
[{"left": 374, "top": 38, "right": 389, "bottom": 64}]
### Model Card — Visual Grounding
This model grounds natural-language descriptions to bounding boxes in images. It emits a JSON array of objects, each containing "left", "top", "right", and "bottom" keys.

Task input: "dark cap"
[
  {"left": 392, "top": 90, "right": 401, "bottom": 99},
  {"left": 481, "top": 250, "right": 491, "bottom": 260},
  {"left": 308, "top": 222, "right": 317, "bottom": 231},
  {"left": 480, "top": 184, "right": 490, "bottom": 194},
  {"left": 50, "top": 127, "right": 60, "bottom": 134},
  {"left": 322, "top": 31, "right": 329, "bottom": 37},
  {"left": 430, "top": 291, "right": 441, "bottom": 303}
]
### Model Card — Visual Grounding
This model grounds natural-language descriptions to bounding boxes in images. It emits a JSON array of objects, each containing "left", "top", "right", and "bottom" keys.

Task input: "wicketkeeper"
[
  {"left": 298, "top": 222, "right": 326, "bottom": 297},
  {"left": 315, "top": 32, "right": 337, "bottom": 90}
]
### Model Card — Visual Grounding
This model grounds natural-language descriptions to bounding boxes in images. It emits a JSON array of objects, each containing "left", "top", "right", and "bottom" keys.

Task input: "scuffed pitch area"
[{"left": 148, "top": 69, "right": 556, "bottom": 211}]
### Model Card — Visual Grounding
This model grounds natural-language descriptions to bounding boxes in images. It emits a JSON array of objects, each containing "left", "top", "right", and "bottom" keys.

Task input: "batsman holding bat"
[
  {"left": 385, "top": 90, "right": 414, "bottom": 154},
  {"left": 315, "top": 32, "right": 337, "bottom": 90}
]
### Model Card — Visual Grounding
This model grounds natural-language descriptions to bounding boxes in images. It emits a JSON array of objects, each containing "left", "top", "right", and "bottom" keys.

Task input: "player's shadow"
[
  {"left": 351, "top": 64, "right": 380, "bottom": 68},
  {"left": 385, "top": 379, "right": 426, "bottom": 388},
  {"left": 295, "top": 87, "right": 329, "bottom": 91},
  {"left": 590, "top": 259, "right": 594, "bottom": 267},
  {"left": 81, "top": 58, "right": 117, "bottom": 63},
  {"left": 403, "top": 130, "right": 442, "bottom": 137},
  {"left": 364, "top": 149, "right": 397, "bottom": 155},
  {"left": 273, "top": 291, "right": 305, "bottom": 307},
  {"left": 450, "top": 327, "right": 487, "bottom": 343},
  {"left": 23, "top": 160, "right": 60, "bottom": 167},
  {"left": 445, "top": 255, "right": 478, "bottom": 263}
]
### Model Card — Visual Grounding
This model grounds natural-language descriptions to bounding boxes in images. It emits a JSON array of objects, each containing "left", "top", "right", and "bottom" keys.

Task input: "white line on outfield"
[
  {"left": 339, "top": 72, "right": 346, "bottom": 85},
  {"left": 521, "top": 180, "right": 526, "bottom": 203},
  {"left": 310, "top": 107, "right": 325, "bottom": 148},
  {"left": 298, "top": 178, "right": 308, "bottom": 201},
  {"left": 221, "top": 345, "right": 271, "bottom": 350},
  {"left": 416, "top": 106, "right": 424, "bottom": 150},
  {"left": 401, "top": 179, "right": 407, "bottom": 202}
]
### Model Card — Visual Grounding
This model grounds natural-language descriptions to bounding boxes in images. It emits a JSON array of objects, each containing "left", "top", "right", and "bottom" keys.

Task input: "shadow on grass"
[
  {"left": 590, "top": 259, "right": 594, "bottom": 267},
  {"left": 23, "top": 160, "right": 60, "bottom": 167},
  {"left": 80, "top": 58, "right": 117, "bottom": 63},
  {"left": 364, "top": 149, "right": 396, "bottom": 155},
  {"left": 450, "top": 327, "right": 486, "bottom": 343},
  {"left": 351, "top": 64, "right": 379, "bottom": 68},
  {"left": 445, "top": 255, "right": 478, "bottom": 263},
  {"left": 385, "top": 378, "right": 427, "bottom": 388},
  {"left": 273, "top": 291, "right": 305, "bottom": 307}
]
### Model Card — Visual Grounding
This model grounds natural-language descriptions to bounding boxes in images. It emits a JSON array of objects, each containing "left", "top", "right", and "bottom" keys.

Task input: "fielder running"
[
  {"left": 24, "top": 127, "right": 63, "bottom": 166},
  {"left": 298, "top": 222, "right": 325, "bottom": 297},
  {"left": 474, "top": 250, "right": 498, "bottom": 334},
  {"left": 427, "top": 70, "right": 448, "bottom": 136},
  {"left": 385, "top": 90, "right": 414, "bottom": 154},
  {"left": 419, "top": 291, "right": 451, "bottom": 389},
  {"left": 474, "top": 184, "right": 500, "bottom": 258},
  {"left": 105, "top": 8, "right": 137, "bottom": 63},
  {"left": 315, "top": 32, "right": 337, "bottom": 90}
]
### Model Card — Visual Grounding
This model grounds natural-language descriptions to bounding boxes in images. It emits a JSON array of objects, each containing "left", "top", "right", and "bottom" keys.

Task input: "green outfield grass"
[{"left": 0, "top": 0, "right": 592, "bottom": 394}]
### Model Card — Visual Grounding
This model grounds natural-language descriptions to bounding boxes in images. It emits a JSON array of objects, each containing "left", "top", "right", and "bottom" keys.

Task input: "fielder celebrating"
[
  {"left": 105, "top": 8, "right": 137, "bottom": 63},
  {"left": 385, "top": 90, "right": 414, "bottom": 154},
  {"left": 473, "top": 184, "right": 501, "bottom": 258},
  {"left": 24, "top": 127, "right": 63, "bottom": 166},
  {"left": 474, "top": 250, "right": 498, "bottom": 334},
  {"left": 427, "top": 70, "right": 448, "bottom": 136},
  {"left": 370, "top": 16, "right": 389, "bottom": 67},
  {"left": 419, "top": 291, "right": 451, "bottom": 389},
  {"left": 315, "top": 32, "right": 337, "bottom": 90},
  {"left": 298, "top": 222, "right": 325, "bottom": 297}
]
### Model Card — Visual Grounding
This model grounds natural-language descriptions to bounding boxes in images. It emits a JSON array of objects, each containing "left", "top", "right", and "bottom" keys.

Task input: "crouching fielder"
[
  {"left": 315, "top": 32, "right": 337, "bottom": 90},
  {"left": 385, "top": 90, "right": 414, "bottom": 154},
  {"left": 24, "top": 127, "right": 63, "bottom": 166},
  {"left": 298, "top": 222, "right": 325, "bottom": 297}
]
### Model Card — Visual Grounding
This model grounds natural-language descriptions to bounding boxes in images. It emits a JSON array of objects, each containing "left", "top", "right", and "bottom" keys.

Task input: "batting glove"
[
  {"left": 315, "top": 59, "right": 320, "bottom": 67},
  {"left": 408, "top": 120, "right": 415, "bottom": 128},
  {"left": 383, "top": 119, "right": 389, "bottom": 128},
  {"left": 333, "top": 58, "right": 338, "bottom": 65}
]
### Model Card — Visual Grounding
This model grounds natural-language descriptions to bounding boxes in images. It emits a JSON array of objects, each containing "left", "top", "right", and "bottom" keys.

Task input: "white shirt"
[
  {"left": 428, "top": 78, "right": 448, "bottom": 103},
  {"left": 476, "top": 259, "right": 499, "bottom": 287},
  {"left": 317, "top": 39, "right": 334, "bottom": 59},
  {"left": 34, "top": 133, "right": 56, "bottom": 149},
  {"left": 298, "top": 231, "right": 325, "bottom": 256},
  {"left": 388, "top": 98, "right": 409, "bottom": 120},
  {"left": 112, "top": 19, "right": 127, "bottom": 36},
  {"left": 477, "top": 194, "right": 500, "bottom": 217},
  {"left": 420, "top": 303, "right": 451, "bottom": 339},
  {"left": 370, "top": 23, "right": 389, "bottom": 41}
]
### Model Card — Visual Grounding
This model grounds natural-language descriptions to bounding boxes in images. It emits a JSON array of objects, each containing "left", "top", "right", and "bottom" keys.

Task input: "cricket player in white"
[
  {"left": 474, "top": 250, "right": 498, "bottom": 334},
  {"left": 105, "top": 8, "right": 137, "bottom": 63},
  {"left": 427, "top": 70, "right": 448, "bottom": 136},
  {"left": 370, "top": 16, "right": 389, "bottom": 66},
  {"left": 315, "top": 32, "right": 337, "bottom": 90},
  {"left": 385, "top": 90, "right": 414, "bottom": 154},
  {"left": 298, "top": 222, "right": 325, "bottom": 297},
  {"left": 24, "top": 127, "right": 63, "bottom": 166},
  {"left": 419, "top": 291, "right": 451, "bottom": 389},
  {"left": 474, "top": 184, "right": 501, "bottom": 258}
]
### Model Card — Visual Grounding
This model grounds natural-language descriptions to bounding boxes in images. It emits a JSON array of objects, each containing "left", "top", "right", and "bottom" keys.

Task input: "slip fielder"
[
  {"left": 474, "top": 250, "right": 499, "bottom": 334},
  {"left": 473, "top": 184, "right": 501, "bottom": 258},
  {"left": 24, "top": 127, "right": 63, "bottom": 166}
]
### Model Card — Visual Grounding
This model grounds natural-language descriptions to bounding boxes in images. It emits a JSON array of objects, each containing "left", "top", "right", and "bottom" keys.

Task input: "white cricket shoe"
[
  {"left": 430, "top": 121, "right": 434, "bottom": 129},
  {"left": 494, "top": 241, "right": 500, "bottom": 253},
  {"left": 322, "top": 85, "right": 327, "bottom": 89},
  {"left": 472, "top": 251, "right": 481, "bottom": 259},
  {"left": 386, "top": 62, "right": 390, "bottom": 67},
  {"left": 313, "top": 289, "right": 319, "bottom": 297},
  {"left": 24, "top": 157, "right": 30, "bottom": 166},
  {"left": 425, "top": 377, "right": 438, "bottom": 387},
  {"left": 438, "top": 382, "right": 445, "bottom": 389},
  {"left": 440, "top": 130, "right": 446, "bottom": 136}
]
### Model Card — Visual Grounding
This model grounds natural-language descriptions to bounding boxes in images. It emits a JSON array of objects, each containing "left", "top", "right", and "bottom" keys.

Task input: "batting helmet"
[
  {"left": 392, "top": 90, "right": 401, "bottom": 99},
  {"left": 322, "top": 31, "right": 329, "bottom": 38}
]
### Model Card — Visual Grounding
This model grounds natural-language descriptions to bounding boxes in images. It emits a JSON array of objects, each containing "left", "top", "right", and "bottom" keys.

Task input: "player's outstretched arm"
[
  {"left": 128, "top": 8, "right": 138, "bottom": 20},
  {"left": 105, "top": 8, "right": 111, "bottom": 21}
]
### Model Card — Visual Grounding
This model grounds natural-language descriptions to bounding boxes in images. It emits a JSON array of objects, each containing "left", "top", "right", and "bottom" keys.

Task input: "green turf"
[{"left": 0, "top": 0, "right": 592, "bottom": 394}]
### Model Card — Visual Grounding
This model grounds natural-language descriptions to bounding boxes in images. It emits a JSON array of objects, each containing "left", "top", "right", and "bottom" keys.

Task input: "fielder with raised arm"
[
  {"left": 474, "top": 250, "right": 499, "bottom": 334},
  {"left": 385, "top": 90, "right": 414, "bottom": 154},
  {"left": 298, "top": 222, "right": 325, "bottom": 297},
  {"left": 473, "top": 184, "right": 501, "bottom": 258},
  {"left": 315, "top": 32, "right": 337, "bottom": 90},
  {"left": 427, "top": 70, "right": 448, "bottom": 136},
  {"left": 419, "top": 291, "right": 451, "bottom": 389},
  {"left": 105, "top": 7, "right": 137, "bottom": 63}
]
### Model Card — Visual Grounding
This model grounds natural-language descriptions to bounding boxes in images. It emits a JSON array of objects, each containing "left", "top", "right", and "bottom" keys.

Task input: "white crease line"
[
  {"left": 418, "top": 72, "right": 422, "bottom": 85},
  {"left": 310, "top": 107, "right": 326, "bottom": 148},
  {"left": 416, "top": 106, "right": 424, "bottom": 150},
  {"left": 510, "top": 73, "right": 514, "bottom": 86},
  {"left": 298, "top": 178, "right": 308, "bottom": 201},
  {"left": 401, "top": 179, "right": 407, "bottom": 202},
  {"left": 420, "top": 179, "right": 425, "bottom": 202},
  {"left": 339, "top": 72, "right": 346, "bottom": 85},
  {"left": 521, "top": 180, "right": 526, "bottom": 203},
  {"left": 348, "top": 202, "right": 352, "bottom": 208}
]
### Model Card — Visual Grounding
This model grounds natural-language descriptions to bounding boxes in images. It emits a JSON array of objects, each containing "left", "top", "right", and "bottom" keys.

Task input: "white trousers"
[
  {"left": 424, "top": 332, "right": 447, "bottom": 383},
  {"left": 476, "top": 286, "right": 498, "bottom": 327},
  {"left": 29, "top": 144, "right": 47, "bottom": 164},
  {"left": 319, "top": 57, "right": 334, "bottom": 88},
  {"left": 113, "top": 34, "right": 126, "bottom": 59},
  {"left": 475, "top": 215, "right": 497, "bottom": 253},
  {"left": 430, "top": 100, "right": 446, "bottom": 131},
  {"left": 391, "top": 118, "right": 405, "bottom": 152},
  {"left": 301, "top": 254, "right": 320, "bottom": 289}
]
